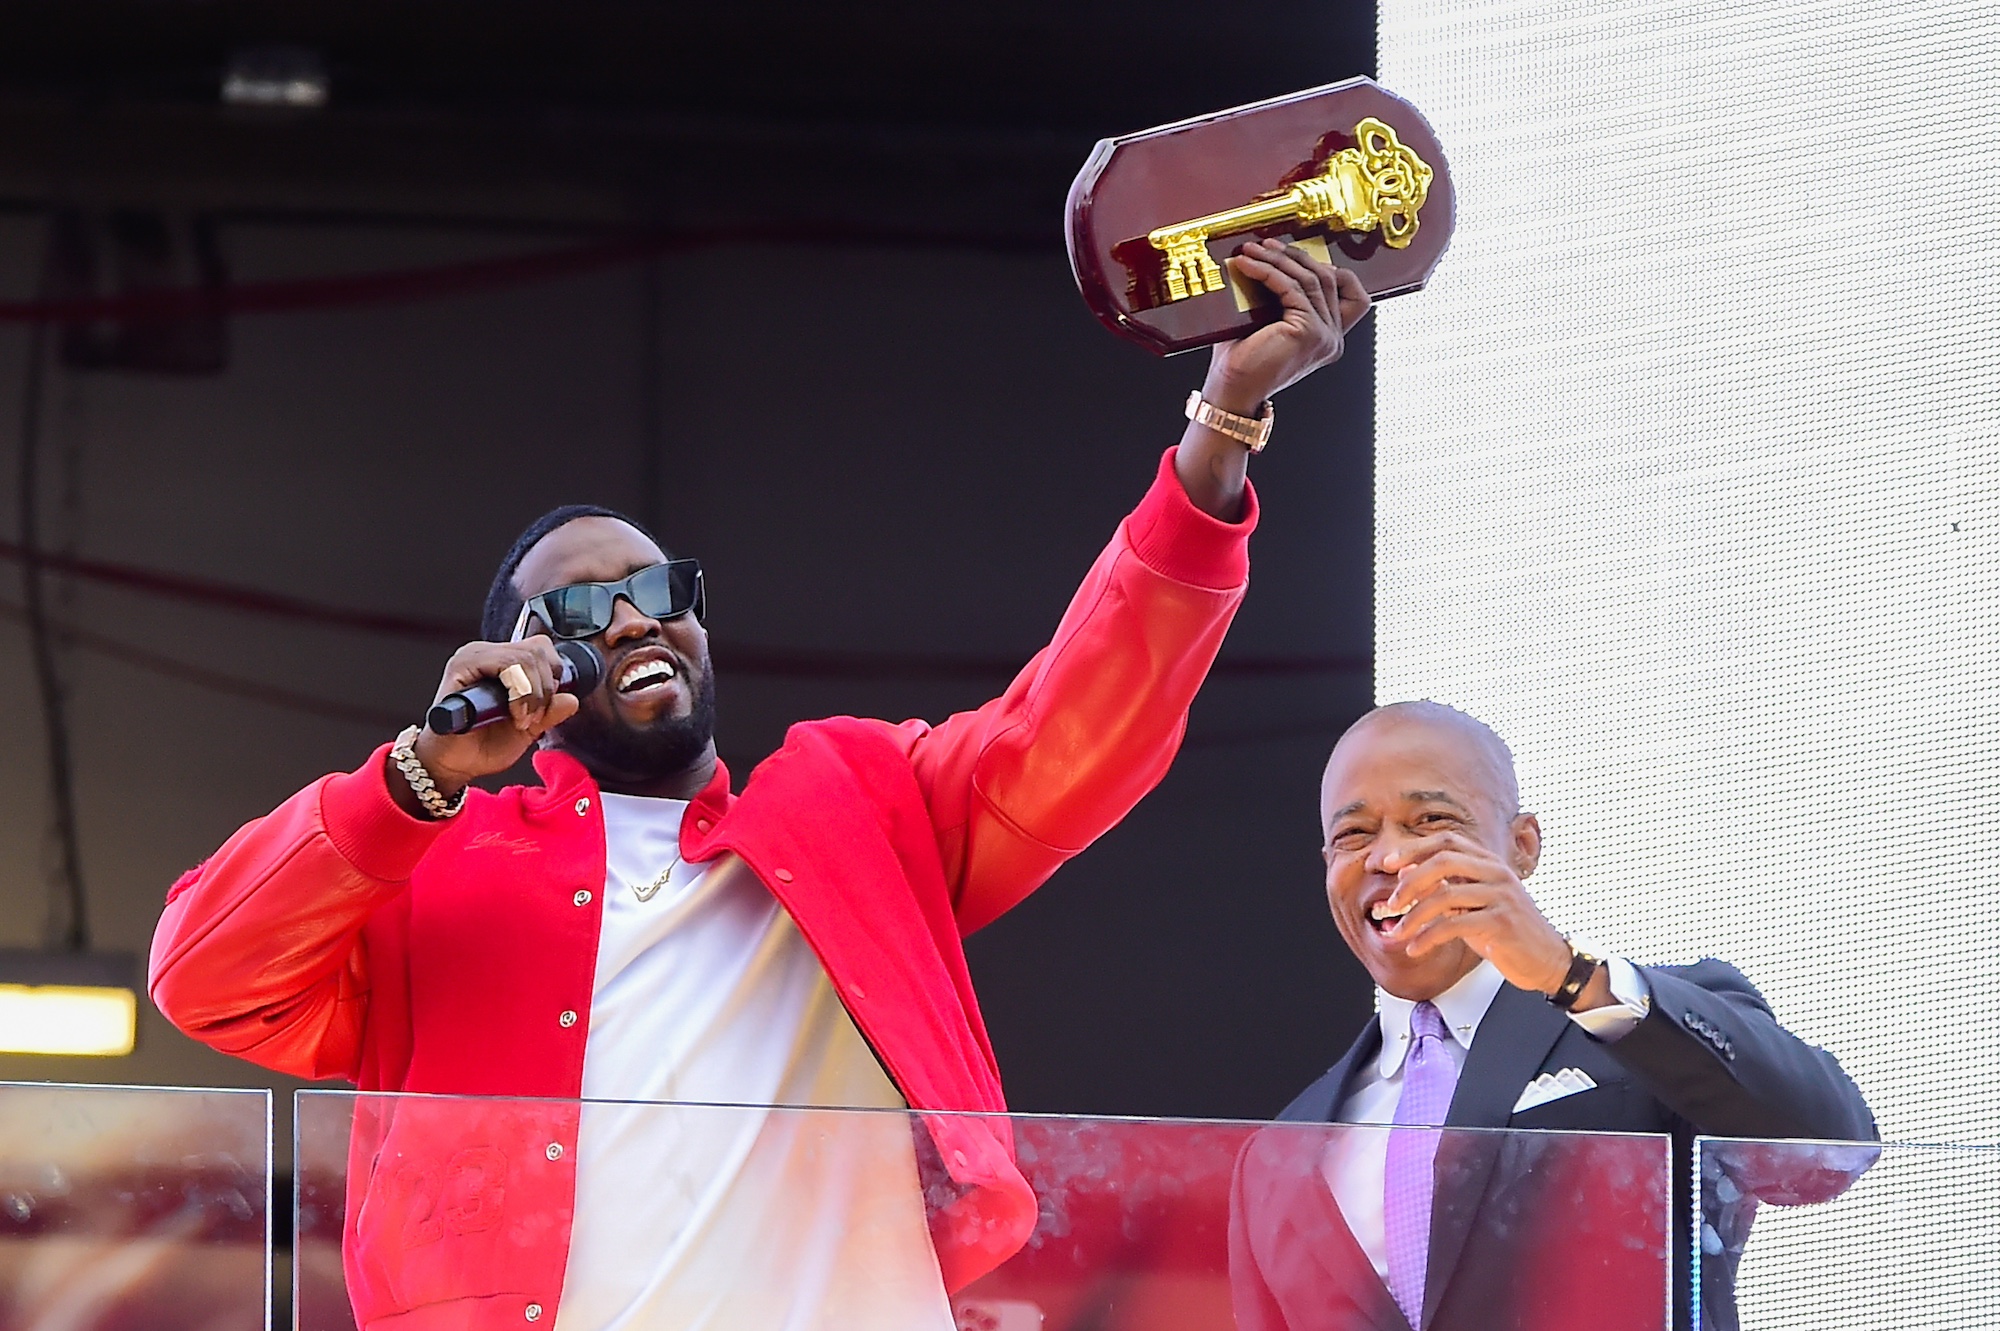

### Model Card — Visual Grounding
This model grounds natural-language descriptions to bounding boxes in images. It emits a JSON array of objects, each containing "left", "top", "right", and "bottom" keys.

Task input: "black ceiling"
[
  {"left": 0, "top": 2, "right": 1373, "bottom": 131},
  {"left": 0, "top": 2, "right": 1375, "bottom": 233}
]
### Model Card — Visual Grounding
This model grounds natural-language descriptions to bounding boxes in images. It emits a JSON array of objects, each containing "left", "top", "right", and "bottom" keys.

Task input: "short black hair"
[{"left": 480, "top": 504, "right": 665, "bottom": 642}]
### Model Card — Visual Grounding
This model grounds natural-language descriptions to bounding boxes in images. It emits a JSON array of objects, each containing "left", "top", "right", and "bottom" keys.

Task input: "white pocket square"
[{"left": 1512, "top": 1067, "right": 1599, "bottom": 1114}]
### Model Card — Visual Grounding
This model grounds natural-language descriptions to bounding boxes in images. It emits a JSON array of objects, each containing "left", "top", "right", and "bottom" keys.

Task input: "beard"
[{"left": 553, "top": 663, "right": 718, "bottom": 786}]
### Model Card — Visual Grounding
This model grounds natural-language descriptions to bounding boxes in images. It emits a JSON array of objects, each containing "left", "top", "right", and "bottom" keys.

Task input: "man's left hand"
[
  {"left": 1201, "top": 238, "right": 1372, "bottom": 414},
  {"left": 1382, "top": 833, "right": 1576, "bottom": 997},
  {"left": 1174, "top": 240, "right": 1372, "bottom": 521}
]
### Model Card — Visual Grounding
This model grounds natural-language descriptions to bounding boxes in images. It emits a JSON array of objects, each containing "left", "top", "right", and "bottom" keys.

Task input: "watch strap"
[
  {"left": 1546, "top": 940, "right": 1604, "bottom": 1010},
  {"left": 1185, "top": 390, "right": 1274, "bottom": 452}
]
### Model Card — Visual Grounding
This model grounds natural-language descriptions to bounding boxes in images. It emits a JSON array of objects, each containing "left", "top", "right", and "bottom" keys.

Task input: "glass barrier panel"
[
  {"left": 0, "top": 1080, "right": 270, "bottom": 1331},
  {"left": 1695, "top": 1136, "right": 2000, "bottom": 1331},
  {"left": 300, "top": 1090, "right": 1669, "bottom": 1331}
]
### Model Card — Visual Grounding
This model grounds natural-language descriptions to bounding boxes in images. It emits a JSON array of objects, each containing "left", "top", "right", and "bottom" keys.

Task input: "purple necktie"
[{"left": 1384, "top": 1000, "right": 1457, "bottom": 1330}]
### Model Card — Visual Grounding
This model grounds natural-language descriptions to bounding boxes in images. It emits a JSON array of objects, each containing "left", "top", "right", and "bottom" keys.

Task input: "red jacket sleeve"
[
  {"left": 896, "top": 446, "right": 1256, "bottom": 934},
  {"left": 1229, "top": 1139, "right": 1291, "bottom": 1331},
  {"left": 148, "top": 746, "right": 450, "bottom": 1080}
]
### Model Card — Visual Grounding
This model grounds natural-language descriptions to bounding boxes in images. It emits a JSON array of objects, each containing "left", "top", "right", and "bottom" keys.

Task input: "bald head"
[
  {"left": 1316, "top": 702, "right": 1543, "bottom": 999},
  {"left": 1320, "top": 701, "right": 1521, "bottom": 833}
]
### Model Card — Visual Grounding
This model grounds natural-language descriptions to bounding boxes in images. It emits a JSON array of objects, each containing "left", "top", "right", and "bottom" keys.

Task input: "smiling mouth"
[
  {"left": 1367, "top": 899, "right": 1412, "bottom": 937},
  {"left": 615, "top": 657, "right": 679, "bottom": 696}
]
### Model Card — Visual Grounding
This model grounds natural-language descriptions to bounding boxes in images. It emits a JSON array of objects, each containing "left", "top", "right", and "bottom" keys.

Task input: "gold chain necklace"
[{"left": 632, "top": 850, "right": 685, "bottom": 903}]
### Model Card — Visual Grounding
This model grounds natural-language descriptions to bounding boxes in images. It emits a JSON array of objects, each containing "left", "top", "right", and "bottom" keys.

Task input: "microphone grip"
[
  {"left": 427, "top": 641, "right": 606, "bottom": 736},
  {"left": 427, "top": 686, "right": 502, "bottom": 736}
]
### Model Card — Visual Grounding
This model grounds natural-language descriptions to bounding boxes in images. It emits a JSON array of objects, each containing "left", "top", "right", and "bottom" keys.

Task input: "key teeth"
[
  {"left": 1162, "top": 251, "right": 1222, "bottom": 301},
  {"left": 1157, "top": 234, "right": 1219, "bottom": 302}
]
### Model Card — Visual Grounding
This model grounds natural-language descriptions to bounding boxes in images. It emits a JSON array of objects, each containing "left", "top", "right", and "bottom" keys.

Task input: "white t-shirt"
[{"left": 552, "top": 792, "right": 954, "bottom": 1331}]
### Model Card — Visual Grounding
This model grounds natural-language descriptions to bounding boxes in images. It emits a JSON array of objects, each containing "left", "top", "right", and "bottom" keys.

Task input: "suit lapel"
[
  {"left": 1306, "top": 1164, "right": 1418, "bottom": 1331},
  {"left": 1423, "top": 984, "right": 1571, "bottom": 1327},
  {"left": 1275, "top": 1021, "right": 1409, "bottom": 1331},
  {"left": 1290, "top": 1022, "right": 1383, "bottom": 1123},
  {"left": 1444, "top": 983, "right": 1568, "bottom": 1129}
]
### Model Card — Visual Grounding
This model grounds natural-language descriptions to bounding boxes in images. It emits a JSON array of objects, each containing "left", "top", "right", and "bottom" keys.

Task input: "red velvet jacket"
[{"left": 150, "top": 449, "right": 1255, "bottom": 1331}]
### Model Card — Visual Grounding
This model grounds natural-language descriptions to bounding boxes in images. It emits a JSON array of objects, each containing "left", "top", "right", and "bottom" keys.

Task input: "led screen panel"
[{"left": 1375, "top": 3, "right": 1999, "bottom": 1324}]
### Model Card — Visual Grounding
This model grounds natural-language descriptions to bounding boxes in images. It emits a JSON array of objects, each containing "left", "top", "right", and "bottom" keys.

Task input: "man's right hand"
[{"left": 386, "top": 637, "right": 581, "bottom": 816}]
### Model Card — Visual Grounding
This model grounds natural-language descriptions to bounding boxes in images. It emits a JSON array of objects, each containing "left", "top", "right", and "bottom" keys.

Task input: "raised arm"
[
  {"left": 1173, "top": 238, "right": 1371, "bottom": 524},
  {"left": 901, "top": 244, "right": 1372, "bottom": 933},
  {"left": 896, "top": 447, "right": 1252, "bottom": 933}
]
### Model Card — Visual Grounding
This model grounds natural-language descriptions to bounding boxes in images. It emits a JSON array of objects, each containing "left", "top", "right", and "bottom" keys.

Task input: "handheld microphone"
[{"left": 427, "top": 641, "right": 605, "bottom": 736}]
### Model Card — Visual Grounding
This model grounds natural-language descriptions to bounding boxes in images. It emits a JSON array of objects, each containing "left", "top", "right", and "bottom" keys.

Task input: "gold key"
[{"left": 1146, "top": 117, "right": 1434, "bottom": 302}]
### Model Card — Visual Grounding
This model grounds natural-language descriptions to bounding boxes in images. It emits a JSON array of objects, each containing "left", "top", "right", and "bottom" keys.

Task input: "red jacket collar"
[{"left": 526, "top": 747, "right": 735, "bottom": 828}]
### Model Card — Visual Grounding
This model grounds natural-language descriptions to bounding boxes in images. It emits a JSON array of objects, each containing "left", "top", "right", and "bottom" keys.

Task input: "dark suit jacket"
[{"left": 1230, "top": 960, "right": 1875, "bottom": 1331}]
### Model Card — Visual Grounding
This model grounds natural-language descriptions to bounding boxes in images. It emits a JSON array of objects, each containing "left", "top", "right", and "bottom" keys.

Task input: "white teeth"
[
  {"left": 1370, "top": 901, "right": 1412, "bottom": 922},
  {"left": 618, "top": 659, "right": 676, "bottom": 691}
]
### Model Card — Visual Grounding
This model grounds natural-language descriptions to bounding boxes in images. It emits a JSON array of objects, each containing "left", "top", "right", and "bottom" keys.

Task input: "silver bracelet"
[{"left": 392, "top": 725, "right": 466, "bottom": 820}]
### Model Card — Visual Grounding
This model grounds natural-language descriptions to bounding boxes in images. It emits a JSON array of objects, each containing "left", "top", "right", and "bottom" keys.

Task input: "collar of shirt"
[
  {"left": 599, "top": 791, "right": 690, "bottom": 823},
  {"left": 1373, "top": 960, "right": 1506, "bottom": 1079}
]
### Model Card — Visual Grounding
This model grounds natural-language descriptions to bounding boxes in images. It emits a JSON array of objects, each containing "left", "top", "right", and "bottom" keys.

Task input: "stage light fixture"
[
  {"left": 0, "top": 950, "right": 138, "bottom": 1057},
  {"left": 222, "top": 45, "right": 329, "bottom": 109}
]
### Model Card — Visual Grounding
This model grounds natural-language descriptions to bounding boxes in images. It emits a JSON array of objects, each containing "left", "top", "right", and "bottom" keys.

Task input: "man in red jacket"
[{"left": 151, "top": 242, "right": 1370, "bottom": 1331}]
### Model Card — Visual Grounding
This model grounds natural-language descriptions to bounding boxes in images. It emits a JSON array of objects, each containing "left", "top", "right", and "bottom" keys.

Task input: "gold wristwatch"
[{"left": 1185, "top": 390, "right": 1274, "bottom": 452}]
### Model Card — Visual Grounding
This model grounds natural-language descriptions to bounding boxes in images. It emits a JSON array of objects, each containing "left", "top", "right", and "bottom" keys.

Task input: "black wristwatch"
[{"left": 1546, "top": 939, "right": 1604, "bottom": 1010}]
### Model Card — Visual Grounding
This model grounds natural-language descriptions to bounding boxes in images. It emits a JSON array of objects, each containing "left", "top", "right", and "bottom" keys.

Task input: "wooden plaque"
[{"left": 1067, "top": 78, "right": 1455, "bottom": 356}]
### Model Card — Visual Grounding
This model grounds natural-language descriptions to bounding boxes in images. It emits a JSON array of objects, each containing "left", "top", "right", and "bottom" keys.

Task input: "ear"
[{"left": 1509, "top": 812, "right": 1543, "bottom": 878}]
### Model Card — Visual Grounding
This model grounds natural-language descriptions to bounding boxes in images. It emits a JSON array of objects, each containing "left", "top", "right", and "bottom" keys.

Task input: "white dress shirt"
[
  {"left": 553, "top": 792, "right": 953, "bottom": 1331},
  {"left": 1325, "top": 958, "right": 1653, "bottom": 1280}
]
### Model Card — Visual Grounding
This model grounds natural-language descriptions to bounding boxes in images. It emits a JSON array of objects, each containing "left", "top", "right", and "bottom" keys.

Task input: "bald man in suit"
[{"left": 1229, "top": 702, "right": 1875, "bottom": 1331}]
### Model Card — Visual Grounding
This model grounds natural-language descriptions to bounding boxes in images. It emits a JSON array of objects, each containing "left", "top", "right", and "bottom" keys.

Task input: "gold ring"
[{"left": 499, "top": 663, "right": 534, "bottom": 702}]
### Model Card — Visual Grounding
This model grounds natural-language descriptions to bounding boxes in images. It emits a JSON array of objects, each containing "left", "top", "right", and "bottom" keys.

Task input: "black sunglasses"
[{"left": 511, "top": 559, "right": 705, "bottom": 641}]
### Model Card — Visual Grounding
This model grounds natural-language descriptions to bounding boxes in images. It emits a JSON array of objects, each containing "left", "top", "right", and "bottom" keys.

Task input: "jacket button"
[
  {"left": 559, "top": 1010, "right": 578, "bottom": 1028},
  {"left": 774, "top": 868, "right": 794, "bottom": 883},
  {"left": 525, "top": 1305, "right": 543, "bottom": 1322},
  {"left": 546, "top": 1142, "right": 564, "bottom": 1161},
  {"left": 573, "top": 890, "right": 592, "bottom": 907},
  {"left": 696, "top": 818, "right": 711, "bottom": 833},
  {"left": 850, "top": 985, "right": 867, "bottom": 1001},
  {"left": 575, "top": 798, "right": 591, "bottom": 816}
]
